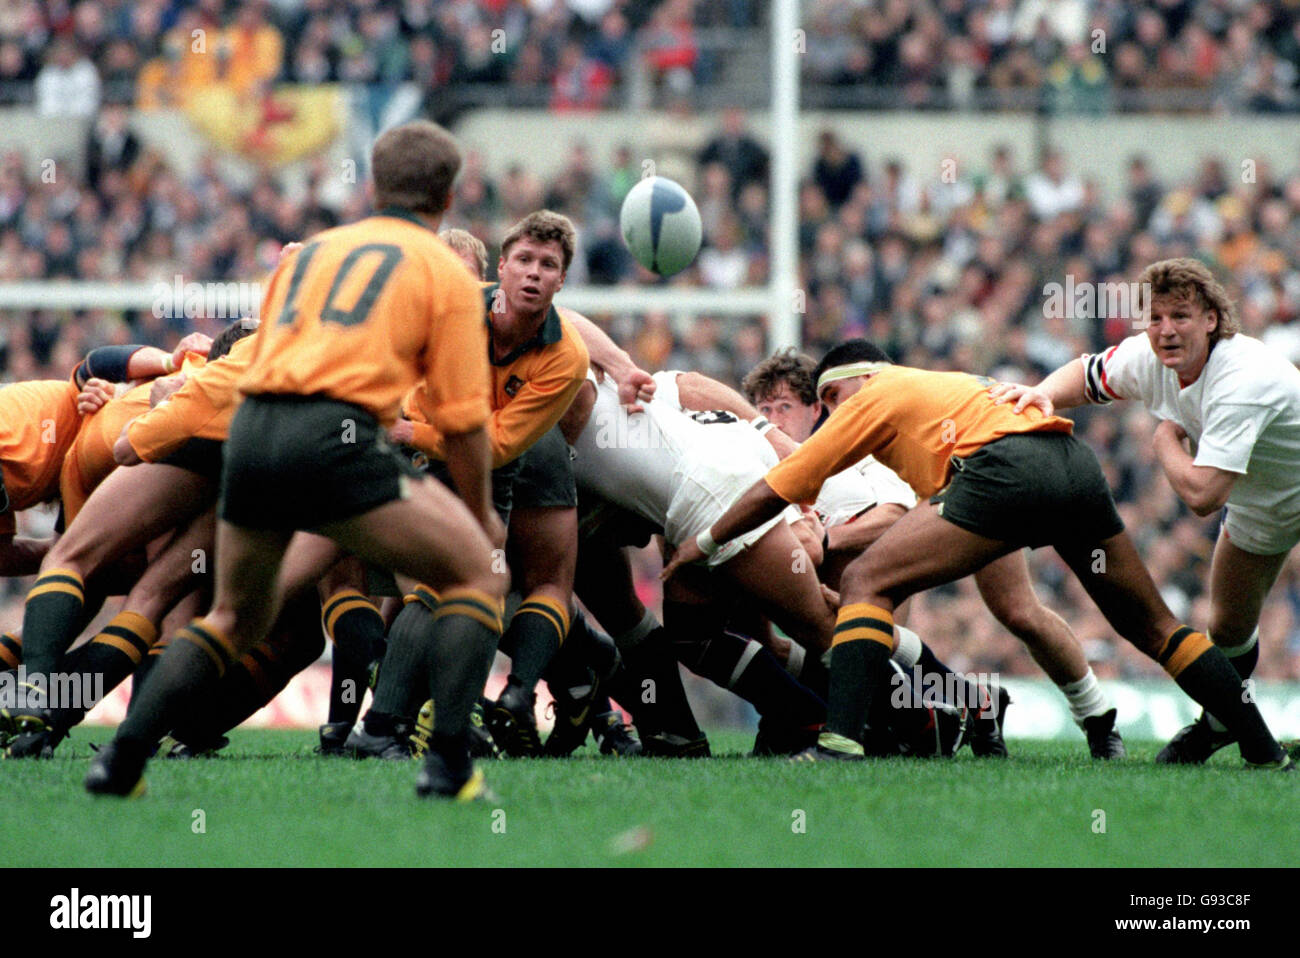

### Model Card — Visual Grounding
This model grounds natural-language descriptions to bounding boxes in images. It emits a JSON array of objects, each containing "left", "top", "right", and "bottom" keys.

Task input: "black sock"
[
  {"left": 1159, "top": 626, "right": 1281, "bottom": 763},
  {"left": 53, "top": 611, "right": 157, "bottom": 733},
  {"left": 369, "top": 598, "right": 436, "bottom": 721},
  {"left": 0, "top": 631, "right": 21, "bottom": 670},
  {"left": 917, "top": 642, "right": 975, "bottom": 709},
  {"left": 608, "top": 627, "right": 701, "bottom": 739},
  {"left": 427, "top": 587, "right": 504, "bottom": 747},
  {"left": 322, "top": 590, "right": 387, "bottom": 725},
  {"left": 116, "top": 621, "right": 236, "bottom": 749},
  {"left": 1223, "top": 634, "right": 1260, "bottom": 681},
  {"left": 503, "top": 594, "right": 568, "bottom": 693},
  {"left": 682, "top": 630, "right": 825, "bottom": 728},
  {"left": 173, "top": 606, "right": 324, "bottom": 746},
  {"left": 19, "top": 568, "right": 86, "bottom": 685}
]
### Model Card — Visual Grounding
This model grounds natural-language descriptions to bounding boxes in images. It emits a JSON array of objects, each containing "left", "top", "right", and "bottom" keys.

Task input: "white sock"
[
  {"left": 784, "top": 641, "right": 805, "bottom": 677},
  {"left": 1060, "top": 668, "right": 1111, "bottom": 726},
  {"left": 892, "top": 626, "right": 922, "bottom": 670}
]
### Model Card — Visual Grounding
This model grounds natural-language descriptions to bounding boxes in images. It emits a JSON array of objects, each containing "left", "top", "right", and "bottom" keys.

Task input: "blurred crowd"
[
  {"left": 5, "top": 0, "right": 1300, "bottom": 115},
  {"left": 0, "top": 0, "right": 740, "bottom": 115}
]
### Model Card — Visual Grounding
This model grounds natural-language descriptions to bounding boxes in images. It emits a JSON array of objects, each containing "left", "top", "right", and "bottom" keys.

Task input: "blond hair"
[
  {"left": 1139, "top": 258, "right": 1239, "bottom": 344},
  {"left": 440, "top": 228, "right": 488, "bottom": 280}
]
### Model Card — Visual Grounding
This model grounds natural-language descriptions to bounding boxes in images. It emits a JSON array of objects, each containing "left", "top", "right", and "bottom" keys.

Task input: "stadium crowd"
[{"left": 4, "top": 0, "right": 1300, "bottom": 113}]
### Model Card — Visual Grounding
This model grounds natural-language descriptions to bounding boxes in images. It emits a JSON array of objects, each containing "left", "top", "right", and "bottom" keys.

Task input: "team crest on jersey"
[{"left": 504, "top": 375, "right": 524, "bottom": 397}]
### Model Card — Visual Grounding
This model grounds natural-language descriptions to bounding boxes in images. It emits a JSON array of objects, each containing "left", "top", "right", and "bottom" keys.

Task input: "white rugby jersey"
[
  {"left": 572, "top": 371, "right": 774, "bottom": 527},
  {"left": 649, "top": 370, "right": 917, "bottom": 528},
  {"left": 1082, "top": 332, "right": 1300, "bottom": 515}
]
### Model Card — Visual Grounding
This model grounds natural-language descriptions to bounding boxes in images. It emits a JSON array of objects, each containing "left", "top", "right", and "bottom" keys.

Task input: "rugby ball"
[{"left": 620, "top": 176, "right": 702, "bottom": 277}]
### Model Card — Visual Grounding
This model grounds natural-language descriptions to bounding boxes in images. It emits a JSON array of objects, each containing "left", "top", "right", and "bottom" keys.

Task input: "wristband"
[
  {"left": 162, "top": 353, "right": 176, "bottom": 374},
  {"left": 752, "top": 415, "right": 776, "bottom": 436},
  {"left": 695, "top": 527, "right": 720, "bottom": 557}
]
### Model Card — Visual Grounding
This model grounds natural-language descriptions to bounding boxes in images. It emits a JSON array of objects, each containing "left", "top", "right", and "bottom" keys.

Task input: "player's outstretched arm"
[
  {"left": 673, "top": 370, "right": 800, "bottom": 458},
  {"left": 989, "top": 358, "right": 1088, "bottom": 415},
  {"left": 563, "top": 311, "right": 655, "bottom": 410}
]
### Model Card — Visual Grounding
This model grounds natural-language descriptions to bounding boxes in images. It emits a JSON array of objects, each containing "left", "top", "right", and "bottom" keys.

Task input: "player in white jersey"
[
  {"left": 992, "top": 257, "right": 1300, "bottom": 763},
  {"left": 569, "top": 371, "right": 967, "bottom": 756},
  {"left": 572, "top": 370, "right": 834, "bottom": 651},
  {"left": 715, "top": 348, "right": 1127, "bottom": 758}
]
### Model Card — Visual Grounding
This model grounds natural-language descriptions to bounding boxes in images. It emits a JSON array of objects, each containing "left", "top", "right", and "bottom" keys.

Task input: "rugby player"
[
  {"left": 663, "top": 339, "right": 1294, "bottom": 769},
  {"left": 347, "top": 212, "right": 591, "bottom": 760},
  {"left": 992, "top": 258, "right": 1300, "bottom": 763},
  {"left": 736, "top": 348, "right": 1125, "bottom": 758},
  {"left": 86, "top": 119, "right": 508, "bottom": 800}
]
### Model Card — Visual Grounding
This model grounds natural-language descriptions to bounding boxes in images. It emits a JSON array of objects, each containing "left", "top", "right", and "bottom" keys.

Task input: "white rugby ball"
[{"left": 620, "top": 176, "right": 702, "bottom": 277}]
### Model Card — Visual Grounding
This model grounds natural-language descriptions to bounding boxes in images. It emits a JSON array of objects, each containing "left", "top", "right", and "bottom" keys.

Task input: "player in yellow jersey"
[
  {"left": 664, "top": 339, "right": 1294, "bottom": 769},
  {"left": 87, "top": 120, "right": 508, "bottom": 800}
]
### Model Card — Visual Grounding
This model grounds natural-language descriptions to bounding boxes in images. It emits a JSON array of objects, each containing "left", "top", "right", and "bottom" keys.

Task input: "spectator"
[
  {"left": 698, "top": 107, "right": 768, "bottom": 200},
  {"left": 812, "top": 130, "right": 864, "bottom": 210},
  {"left": 34, "top": 38, "right": 100, "bottom": 117}
]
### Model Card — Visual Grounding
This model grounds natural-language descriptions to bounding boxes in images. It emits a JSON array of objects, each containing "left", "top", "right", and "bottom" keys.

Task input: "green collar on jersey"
[
  {"left": 375, "top": 207, "right": 436, "bottom": 230},
  {"left": 482, "top": 282, "right": 562, "bottom": 367}
]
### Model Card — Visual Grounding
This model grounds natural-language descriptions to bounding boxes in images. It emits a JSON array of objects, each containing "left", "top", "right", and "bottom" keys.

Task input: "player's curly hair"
[
  {"left": 741, "top": 348, "right": 819, "bottom": 406},
  {"left": 500, "top": 210, "right": 576, "bottom": 273},
  {"left": 440, "top": 228, "right": 488, "bottom": 280},
  {"left": 371, "top": 120, "right": 461, "bottom": 215},
  {"left": 1138, "top": 258, "right": 1239, "bottom": 345}
]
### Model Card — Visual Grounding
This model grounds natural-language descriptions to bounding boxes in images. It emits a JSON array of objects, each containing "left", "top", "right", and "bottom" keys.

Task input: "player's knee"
[{"left": 993, "top": 602, "right": 1044, "bottom": 642}]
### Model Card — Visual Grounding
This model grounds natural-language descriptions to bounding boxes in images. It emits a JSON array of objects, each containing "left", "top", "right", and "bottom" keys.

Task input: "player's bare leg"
[
  {"left": 805, "top": 501, "right": 1015, "bottom": 759},
  {"left": 974, "top": 550, "right": 1124, "bottom": 757},
  {"left": 717, "top": 520, "right": 836, "bottom": 653},
  {"left": 485, "top": 506, "right": 577, "bottom": 755},
  {"left": 19, "top": 463, "right": 214, "bottom": 684},
  {"left": 1056, "top": 531, "right": 1287, "bottom": 766}
]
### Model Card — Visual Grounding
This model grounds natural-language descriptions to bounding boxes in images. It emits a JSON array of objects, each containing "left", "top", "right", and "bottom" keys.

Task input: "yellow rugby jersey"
[
  {"left": 240, "top": 211, "right": 491, "bottom": 434},
  {"left": 402, "top": 287, "right": 589, "bottom": 468},
  {"left": 126, "top": 336, "right": 256, "bottom": 463},
  {"left": 60, "top": 382, "right": 152, "bottom": 523},
  {"left": 0, "top": 380, "right": 81, "bottom": 534},
  {"left": 766, "top": 366, "right": 1075, "bottom": 504}
]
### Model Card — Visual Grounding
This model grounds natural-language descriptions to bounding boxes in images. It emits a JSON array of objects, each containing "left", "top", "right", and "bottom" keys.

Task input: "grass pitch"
[{"left": 6, "top": 728, "right": 1296, "bottom": 867}]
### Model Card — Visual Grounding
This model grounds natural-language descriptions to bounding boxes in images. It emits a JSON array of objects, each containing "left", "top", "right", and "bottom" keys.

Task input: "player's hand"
[
  {"left": 660, "top": 538, "right": 705, "bottom": 581},
  {"left": 150, "top": 373, "right": 186, "bottom": 407},
  {"left": 76, "top": 378, "right": 116, "bottom": 415},
  {"left": 172, "top": 332, "right": 213, "bottom": 369},
  {"left": 618, "top": 368, "right": 657, "bottom": 413},
  {"left": 388, "top": 418, "right": 415, "bottom": 446},
  {"left": 988, "top": 382, "right": 1054, "bottom": 416},
  {"left": 820, "top": 583, "right": 841, "bottom": 613}
]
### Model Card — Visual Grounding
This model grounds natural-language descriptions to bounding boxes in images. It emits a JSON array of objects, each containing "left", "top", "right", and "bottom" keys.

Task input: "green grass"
[{"left": 4, "top": 728, "right": 1296, "bottom": 867}]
